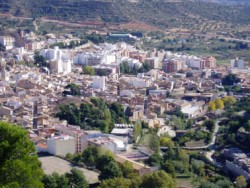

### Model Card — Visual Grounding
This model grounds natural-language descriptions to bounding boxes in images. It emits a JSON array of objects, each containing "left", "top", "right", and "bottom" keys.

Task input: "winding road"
[{"left": 159, "top": 120, "right": 220, "bottom": 150}]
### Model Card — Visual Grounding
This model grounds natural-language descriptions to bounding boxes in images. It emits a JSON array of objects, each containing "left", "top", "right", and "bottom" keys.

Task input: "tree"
[
  {"left": 236, "top": 176, "right": 247, "bottom": 188},
  {"left": 65, "top": 168, "right": 89, "bottom": 188},
  {"left": 99, "top": 177, "right": 132, "bottom": 188},
  {"left": 203, "top": 120, "right": 215, "bottom": 132},
  {"left": 64, "top": 83, "right": 81, "bottom": 96},
  {"left": 83, "top": 66, "right": 95, "bottom": 75},
  {"left": 120, "top": 161, "right": 135, "bottom": 178},
  {"left": 222, "top": 74, "right": 240, "bottom": 86},
  {"left": 160, "top": 137, "right": 174, "bottom": 148},
  {"left": 148, "top": 153, "right": 163, "bottom": 166},
  {"left": 161, "top": 161, "right": 176, "bottom": 178},
  {"left": 208, "top": 101, "right": 216, "bottom": 111},
  {"left": 191, "top": 159, "right": 205, "bottom": 177},
  {"left": 142, "top": 62, "right": 151, "bottom": 72},
  {"left": 186, "top": 119, "right": 194, "bottom": 129},
  {"left": 222, "top": 96, "right": 236, "bottom": 107},
  {"left": 148, "top": 132, "right": 160, "bottom": 152},
  {"left": 216, "top": 179, "right": 232, "bottom": 188},
  {"left": 215, "top": 98, "right": 224, "bottom": 110},
  {"left": 97, "top": 154, "right": 122, "bottom": 180},
  {"left": 140, "top": 170, "right": 175, "bottom": 188},
  {"left": 42, "top": 173, "right": 69, "bottom": 188},
  {"left": 133, "top": 121, "right": 142, "bottom": 142},
  {"left": 34, "top": 51, "right": 48, "bottom": 67},
  {"left": 0, "top": 122, "right": 44, "bottom": 187},
  {"left": 82, "top": 146, "right": 101, "bottom": 167}
]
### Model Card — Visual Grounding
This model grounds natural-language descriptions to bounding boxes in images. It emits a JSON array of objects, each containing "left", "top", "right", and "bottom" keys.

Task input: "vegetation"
[
  {"left": 208, "top": 96, "right": 236, "bottom": 111},
  {"left": 42, "top": 168, "right": 89, "bottom": 188},
  {"left": 3, "top": 0, "right": 250, "bottom": 29},
  {"left": 222, "top": 74, "right": 241, "bottom": 86},
  {"left": 56, "top": 98, "right": 128, "bottom": 132},
  {"left": 216, "top": 97, "right": 250, "bottom": 150},
  {"left": 120, "top": 61, "right": 151, "bottom": 75},
  {"left": 63, "top": 83, "right": 81, "bottom": 96},
  {"left": 0, "top": 43, "right": 5, "bottom": 51},
  {"left": 236, "top": 175, "right": 247, "bottom": 188},
  {"left": 86, "top": 34, "right": 105, "bottom": 44},
  {"left": 140, "top": 170, "right": 176, "bottom": 188},
  {"left": 133, "top": 121, "right": 142, "bottom": 143},
  {"left": 50, "top": 39, "right": 88, "bottom": 49},
  {"left": 83, "top": 66, "right": 95, "bottom": 76},
  {"left": 66, "top": 146, "right": 176, "bottom": 188},
  {"left": 0, "top": 122, "right": 43, "bottom": 187},
  {"left": 34, "top": 51, "right": 48, "bottom": 67}
]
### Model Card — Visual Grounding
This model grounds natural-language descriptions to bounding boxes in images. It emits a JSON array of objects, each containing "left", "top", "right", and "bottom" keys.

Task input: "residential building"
[
  {"left": 54, "top": 124, "right": 84, "bottom": 153},
  {"left": 47, "top": 135, "right": 76, "bottom": 156},
  {"left": 163, "top": 59, "right": 184, "bottom": 73},
  {"left": 39, "top": 46, "right": 72, "bottom": 74},
  {"left": 93, "top": 76, "right": 106, "bottom": 90},
  {"left": 0, "top": 36, "right": 15, "bottom": 50},
  {"left": 145, "top": 57, "right": 160, "bottom": 69},
  {"left": 204, "top": 56, "right": 216, "bottom": 68}
]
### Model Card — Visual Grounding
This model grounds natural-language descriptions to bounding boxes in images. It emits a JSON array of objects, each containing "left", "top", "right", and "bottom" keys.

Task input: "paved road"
[
  {"left": 159, "top": 120, "right": 220, "bottom": 150},
  {"left": 182, "top": 120, "right": 220, "bottom": 150}
]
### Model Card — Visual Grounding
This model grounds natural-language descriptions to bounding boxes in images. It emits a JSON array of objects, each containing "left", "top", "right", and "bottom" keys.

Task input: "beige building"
[
  {"left": 0, "top": 36, "right": 15, "bottom": 50},
  {"left": 114, "top": 154, "right": 151, "bottom": 176},
  {"left": 163, "top": 59, "right": 184, "bottom": 73}
]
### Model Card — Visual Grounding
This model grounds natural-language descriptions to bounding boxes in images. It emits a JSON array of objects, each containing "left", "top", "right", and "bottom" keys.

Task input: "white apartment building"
[
  {"left": 47, "top": 135, "right": 76, "bottom": 156},
  {"left": 39, "top": 46, "right": 72, "bottom": 74},
  {"left": 93, "top": 76, "right": 106, "bottom": 90},
  {"left": 73, "top": 52, "right": 117, "bottom": 66},
  {"left": 0, "top": 36, "right": 15, "bottom": 50},
  {"left": 231, "top": 58, "right": 245, "bottom": 69}
]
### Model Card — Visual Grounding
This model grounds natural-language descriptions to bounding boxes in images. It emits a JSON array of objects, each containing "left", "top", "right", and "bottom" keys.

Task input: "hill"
[
  {"left": 1, "top": 0, "right": 250, "bottom": 30},
  {"left": 200, "top": 0, "right": 250, "bottom": 5}
]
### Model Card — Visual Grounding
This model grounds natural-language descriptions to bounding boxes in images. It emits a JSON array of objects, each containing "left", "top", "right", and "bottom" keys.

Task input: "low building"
[
  {"left": 114, "top": 154, "right": 151, "bottom": 176},
  {"left": 88, "top": 137, "right": 117, "bottom": 154},
  {"left": 81, "top": 130, "right": 102, "bottom": 149}
]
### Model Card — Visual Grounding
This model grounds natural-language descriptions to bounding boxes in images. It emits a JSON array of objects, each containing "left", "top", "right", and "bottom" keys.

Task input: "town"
[{"left": 0, "top": 30, "right": 250, "bottom": 188}]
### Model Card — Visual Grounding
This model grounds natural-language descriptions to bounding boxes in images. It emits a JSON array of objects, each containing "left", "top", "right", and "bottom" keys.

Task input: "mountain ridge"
[{"left": 1, "top": 0, "right": 250, "bottom": 29}]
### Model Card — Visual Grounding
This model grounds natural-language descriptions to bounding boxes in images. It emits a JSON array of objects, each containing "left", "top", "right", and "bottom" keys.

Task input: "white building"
[
  {"left": 126, "top": 77, "right": 151, "bottom": 88},
  {"left": 54, "top": 124, "right": 84, "bottom": 153},
  {"left": 121, "top": 57, "right": 142, "bottom": 69},
  {"left": 93, "top": 76, "right": 106, "bottom": 90},
  {"left": 88, "top": 137, "right": 117, "bottom": 154},
  {"left": 39, "top": 46, "right": 72, "bottom": 74},
  {"left": 47, "top": 135, "right": 76, "bottom": 156},
  {"left": 0, "top": 36, "right": 15, "bottom": 50},
  {"left": 231, "top": 58, "right": 245, "bottom": 69},
  {"left": 187, "top": 57, "right": 205, "bottom": 69}
]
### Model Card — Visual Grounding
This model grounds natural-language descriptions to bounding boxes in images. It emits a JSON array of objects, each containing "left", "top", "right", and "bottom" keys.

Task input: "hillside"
[
  {"left": 200, "top": 0, "right": 250, "bottom": 5},
  {"left": 1, "top": 0, "right": 250, "bottom": 29}
]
